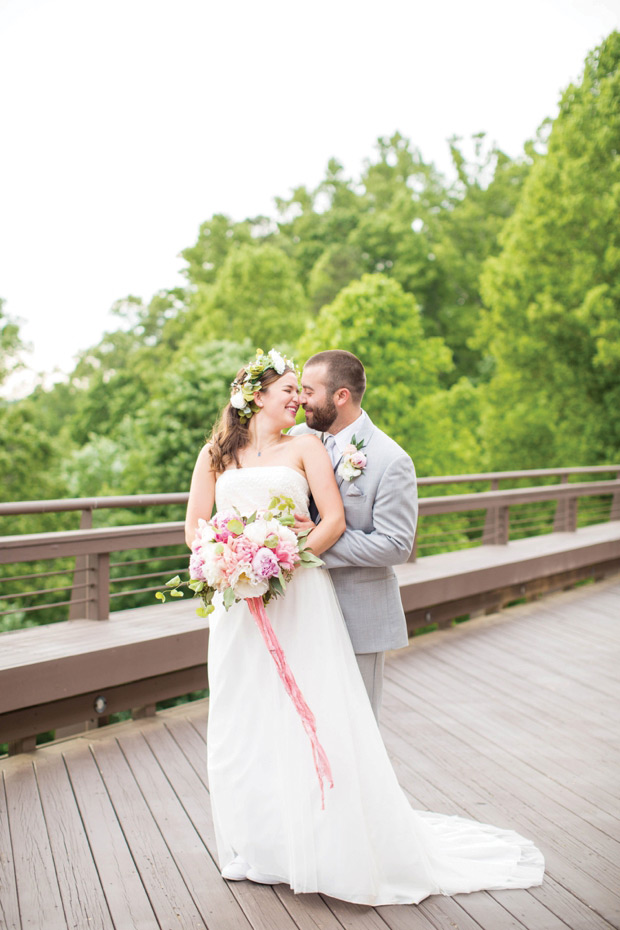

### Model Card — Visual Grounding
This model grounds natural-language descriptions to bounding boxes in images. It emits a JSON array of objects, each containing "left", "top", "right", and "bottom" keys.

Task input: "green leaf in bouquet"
[
  {"left": 277, "top": 568, "right": 287, "bottom": 590},
  {"left": 268, "top": 497, "right": 280, "bottom": 510},
  {"left": 279, "top": 514, "right": 294, "bottom": 526},
  {"left": 188, "top": 580, "right": 205, "bottom": 593},
  {"left": 282, "top": 495, "right": 295, "bottom": 511},
  {"left": 297, "top": 529, "right": 311, "bottom": 539},
  {"left": 300, "top": 551, "right": 325, "bottom": 566},
  {"left": 227, "top": 519, "right": 244, "bottom": 535},
  {"left": 165, "top": 575, "right": 181, "bottom": 588},
  {"left": 196, "top": 605, "right": 214, "bottom": 618},
  {"left": 170, "top": 589, "right": 184, "bottom": 598},
  {"left": 155, "top": 591, "right": 166, "bottom": 602},
  {"left": 270, "top": 577, "right": 284, "bottom": 597},
  {"left": 214, "top": 542, "right": 224, "bottom": 554},
  {"left": 223, "top": 587, "right": 236, "bottom": 609},
  {"left": 264, "top": 534, "right": 278, "bottom": 548},
  {"left": 246, "top": 511, "right": 257, "bottom": 524}
]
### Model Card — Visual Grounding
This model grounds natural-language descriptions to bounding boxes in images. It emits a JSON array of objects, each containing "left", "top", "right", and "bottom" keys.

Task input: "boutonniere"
[{"left": 337, "top": 435, "right": 367, "bottom": 481}]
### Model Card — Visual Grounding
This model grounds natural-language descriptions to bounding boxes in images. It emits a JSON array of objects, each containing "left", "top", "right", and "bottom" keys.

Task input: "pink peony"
[
  {"left": 212, "top": 510, "right": 242, "bottom": 542},
  {"left": 189, "top": 551, "right": 205, "bottom": 580},
  {"left": 274, "top": 539, "right": 300, "bottom": 572},
  {"left": 252, "top": 547, "right": 280, "bottom": 579},
  {"left": 230, "top": 534, "right": 259, "bottom": 563}
]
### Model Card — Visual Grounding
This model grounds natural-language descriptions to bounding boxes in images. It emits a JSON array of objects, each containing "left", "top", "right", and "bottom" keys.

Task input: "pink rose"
[
  {"left": 349, "top": 450, "right": 367, "bottom": 469},
  {"left": 252, "top": 547, "right": 280, "bottom": 579}
]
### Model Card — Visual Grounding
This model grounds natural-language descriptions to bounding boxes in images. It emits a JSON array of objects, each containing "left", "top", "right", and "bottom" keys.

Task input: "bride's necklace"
[{"left": 248, "top": 436, "right": 281, "bottom": 458}]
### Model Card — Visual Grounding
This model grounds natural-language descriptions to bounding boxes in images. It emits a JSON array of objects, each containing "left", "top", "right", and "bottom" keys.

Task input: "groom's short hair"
[{"left": 305, "top": 350, "right": 366, "bottom": 403}]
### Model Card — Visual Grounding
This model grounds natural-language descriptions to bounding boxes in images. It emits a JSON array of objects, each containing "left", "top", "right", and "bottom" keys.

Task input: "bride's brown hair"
[{"left": 208, "top": 366, "right": 289, "bottom": 473}]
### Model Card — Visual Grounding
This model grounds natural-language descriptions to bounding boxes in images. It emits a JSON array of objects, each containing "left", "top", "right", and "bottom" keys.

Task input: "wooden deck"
[{"left": 1, "top": 577, "right": 619, "bottom": 930}]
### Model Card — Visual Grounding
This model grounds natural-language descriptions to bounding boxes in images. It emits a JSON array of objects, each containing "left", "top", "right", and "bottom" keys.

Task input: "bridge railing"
[
  {"left": 1, "top": 467, "right": 618, "bottom": 625},
  {"left": 1, "top": 467, "right": 619, "bottom": 753}
]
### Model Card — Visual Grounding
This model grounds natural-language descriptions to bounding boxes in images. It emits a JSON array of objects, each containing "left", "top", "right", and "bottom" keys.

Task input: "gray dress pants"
[{"left": 355, "top": 652, "right": 385, "bottom": 721}]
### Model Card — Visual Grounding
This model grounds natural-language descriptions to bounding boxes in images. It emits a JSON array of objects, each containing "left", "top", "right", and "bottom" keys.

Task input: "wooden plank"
[
  {"left": 34, "top": 751, "right": 113, "bottom": 929},
  {"left": 380, "top": 700, "right": 614, "bottom": 930},
  {"left": 378, "top": 895, "right": 480, "bottom": 930},
  {"left": 0, "top": 772, "right": 20, "bottom": 930},
  {"left": 89, "top": 736, "right": 208, "bottom": 930},
  {"left": 275, "top": 884, "right": 352, "bottom": 930},
  {"left": 0, "top": 608, "right": 207, "bottom": 713},
  {"left": 321, "top": 898, "right": 392, "bottom": 929},
  {"left": 384, "top": 660, "right": 620, "bottom": 878},
  {"left": 116, "top": 723, "right": 253, "bottom": 930},
  {"left": 382, "top": 676, "right": 620, "bottom": 926},
  {"left": 164, "top": 713, "right": 210, "bottom": 788},
  {"left": 414, "top": 635, "right": 620, "bottom": 808},
  {"left": 0, "top": 664, "right": 207, "bottom": 744},
  {"left": 139, "top": 717, "right": 302, "bottom": 930},
  {"left": 62, "top": 740, "right": 159, "bottom": 930},
  {"left": 3, "top": 754, "right": 66, "bottom": 929}
]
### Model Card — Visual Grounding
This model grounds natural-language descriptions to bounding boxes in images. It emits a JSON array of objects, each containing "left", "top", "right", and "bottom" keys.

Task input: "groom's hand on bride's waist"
[{"left": 293, "top": 513, "right": 315, "bottom": 535}]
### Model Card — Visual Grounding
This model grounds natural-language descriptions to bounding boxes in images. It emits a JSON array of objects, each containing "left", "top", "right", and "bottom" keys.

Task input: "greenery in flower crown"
[{"left": 229, "top": 348, "right": 299, "bottom": 422}]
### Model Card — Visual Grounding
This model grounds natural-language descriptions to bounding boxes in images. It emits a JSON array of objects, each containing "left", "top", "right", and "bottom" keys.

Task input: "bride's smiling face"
[{"left": 255, "top": 371, "right": 300, "bottom": 428}]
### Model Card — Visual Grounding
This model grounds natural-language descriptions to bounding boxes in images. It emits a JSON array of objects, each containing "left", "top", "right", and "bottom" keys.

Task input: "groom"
[{"left": 291, "top": 350, "right": 418, "bottom": 718}]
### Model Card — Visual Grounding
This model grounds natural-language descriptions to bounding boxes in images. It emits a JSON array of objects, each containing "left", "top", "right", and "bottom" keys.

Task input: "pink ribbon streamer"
[{"left": 246, "top": 596, "right": 334, "bottom": 808}]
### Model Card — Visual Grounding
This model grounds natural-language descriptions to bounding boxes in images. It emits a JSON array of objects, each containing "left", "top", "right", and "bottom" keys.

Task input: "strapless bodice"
[{"left": 215, "top": 465, "right": 310, "bottom": 517}]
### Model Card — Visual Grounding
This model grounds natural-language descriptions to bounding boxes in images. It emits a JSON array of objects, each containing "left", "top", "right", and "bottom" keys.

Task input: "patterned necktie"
[{"left": 324, "top": 434, "right": 339, "bottom": 468}]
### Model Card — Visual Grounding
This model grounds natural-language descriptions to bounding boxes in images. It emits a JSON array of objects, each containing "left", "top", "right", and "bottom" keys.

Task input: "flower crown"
[{"left": 230, "top": 348, "right": 298, "bottom": 422}]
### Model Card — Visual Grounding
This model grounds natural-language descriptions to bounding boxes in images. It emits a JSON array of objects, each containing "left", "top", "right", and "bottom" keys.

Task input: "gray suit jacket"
[{"left": 290, "top": 411, "right": 417, "bottom": 653}]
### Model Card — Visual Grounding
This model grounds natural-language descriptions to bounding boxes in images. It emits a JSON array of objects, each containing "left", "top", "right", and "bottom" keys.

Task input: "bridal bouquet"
[
  {"left": 157, "top": 495, "right": 333, "bottom": 806},
  {"left": 157, "top": 494, "right": 323, "bottom": 614}
]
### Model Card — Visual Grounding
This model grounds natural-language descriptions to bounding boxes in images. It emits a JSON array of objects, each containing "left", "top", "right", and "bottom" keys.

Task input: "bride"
[{"left": 185, "top": 349, "right": 544, "bottom": 906}]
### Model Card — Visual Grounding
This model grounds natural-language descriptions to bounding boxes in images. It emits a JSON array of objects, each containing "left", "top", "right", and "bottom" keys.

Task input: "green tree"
[
  {"left": 297, "top": 274, "right": 455, "bottom": 456},
  {"left": 478, "top": 32, "right": 620, "bottom": 466},
  {"left": 123, "top": 340, "right": 251, "bottom": 497},
  {"left": 428, "top": 136, "right": 532, "bottom": 379},
  {"left": 185, "top": 244, "right": 308, "bottom": 350}
]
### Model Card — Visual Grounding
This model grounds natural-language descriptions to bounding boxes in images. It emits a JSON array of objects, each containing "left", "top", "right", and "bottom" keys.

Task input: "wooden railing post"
[
  {"left": 554, "top": 476, "right": 578, "bottom": 532},
  {"left": 69, "top": 509, "right": 93, "bottom": 619},
  {"left": 482, "top": 478, "right": 500, "bottom": 544},
  {"left": 86, "top": 552, "right": 110, "bottom": 620},
  {"left": 497, "top": 506, "right": 510, "bottom": 544}
]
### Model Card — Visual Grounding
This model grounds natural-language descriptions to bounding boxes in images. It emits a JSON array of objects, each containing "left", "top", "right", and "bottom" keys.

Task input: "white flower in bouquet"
[
  {"left": 230, "top": 562, "right": 269, "bottom": 599},
  {"left": 244, "top": 516, "right": 281, "bottom": 547},
  {"left": 195, "top": 517, "right": 216, "bottom": 544}
]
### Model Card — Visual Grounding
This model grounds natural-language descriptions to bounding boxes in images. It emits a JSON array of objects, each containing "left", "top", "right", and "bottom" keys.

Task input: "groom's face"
[{"left": 300, "top": 364, "right": 338, "bottom": 432}]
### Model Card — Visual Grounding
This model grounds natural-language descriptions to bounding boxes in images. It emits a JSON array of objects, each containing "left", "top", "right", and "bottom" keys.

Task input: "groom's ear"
[{"left": 334, "top": 387, "right": 351, "bottom": 407}]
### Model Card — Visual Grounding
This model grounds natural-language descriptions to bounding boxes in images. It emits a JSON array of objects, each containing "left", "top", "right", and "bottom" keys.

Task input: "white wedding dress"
[{"left": 207, "top": 465, "right": 544, "bottom": 906}]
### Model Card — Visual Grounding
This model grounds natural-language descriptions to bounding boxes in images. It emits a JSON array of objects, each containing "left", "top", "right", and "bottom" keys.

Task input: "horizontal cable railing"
[{"left": 0, "top": 468, "right": 618, "bottom": 626}]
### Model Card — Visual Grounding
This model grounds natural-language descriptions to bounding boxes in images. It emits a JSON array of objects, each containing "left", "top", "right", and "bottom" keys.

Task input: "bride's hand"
[{"left": 293, "top": 512, "right": 315, "bottom": 536}]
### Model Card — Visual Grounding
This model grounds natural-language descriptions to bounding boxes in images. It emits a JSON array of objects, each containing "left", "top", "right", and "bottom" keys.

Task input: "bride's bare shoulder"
[{"left": 284, "top": 433, "right": 323, "bottom": 450}]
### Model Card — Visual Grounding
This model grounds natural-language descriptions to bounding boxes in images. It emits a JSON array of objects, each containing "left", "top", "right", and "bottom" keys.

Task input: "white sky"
[{"left": 1, "top": 0, "right": 618, "bottom": 397}]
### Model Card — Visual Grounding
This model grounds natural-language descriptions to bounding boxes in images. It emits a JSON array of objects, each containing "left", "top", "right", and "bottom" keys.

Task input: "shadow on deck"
[{"left": 1, "top": 578, "right": 619, "bottom": 930}]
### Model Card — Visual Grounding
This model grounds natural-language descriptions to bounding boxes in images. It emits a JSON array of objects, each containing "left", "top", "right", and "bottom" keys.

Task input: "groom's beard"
[{"left": 302, "top": 398, "right": 338, "bottom": 432}]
